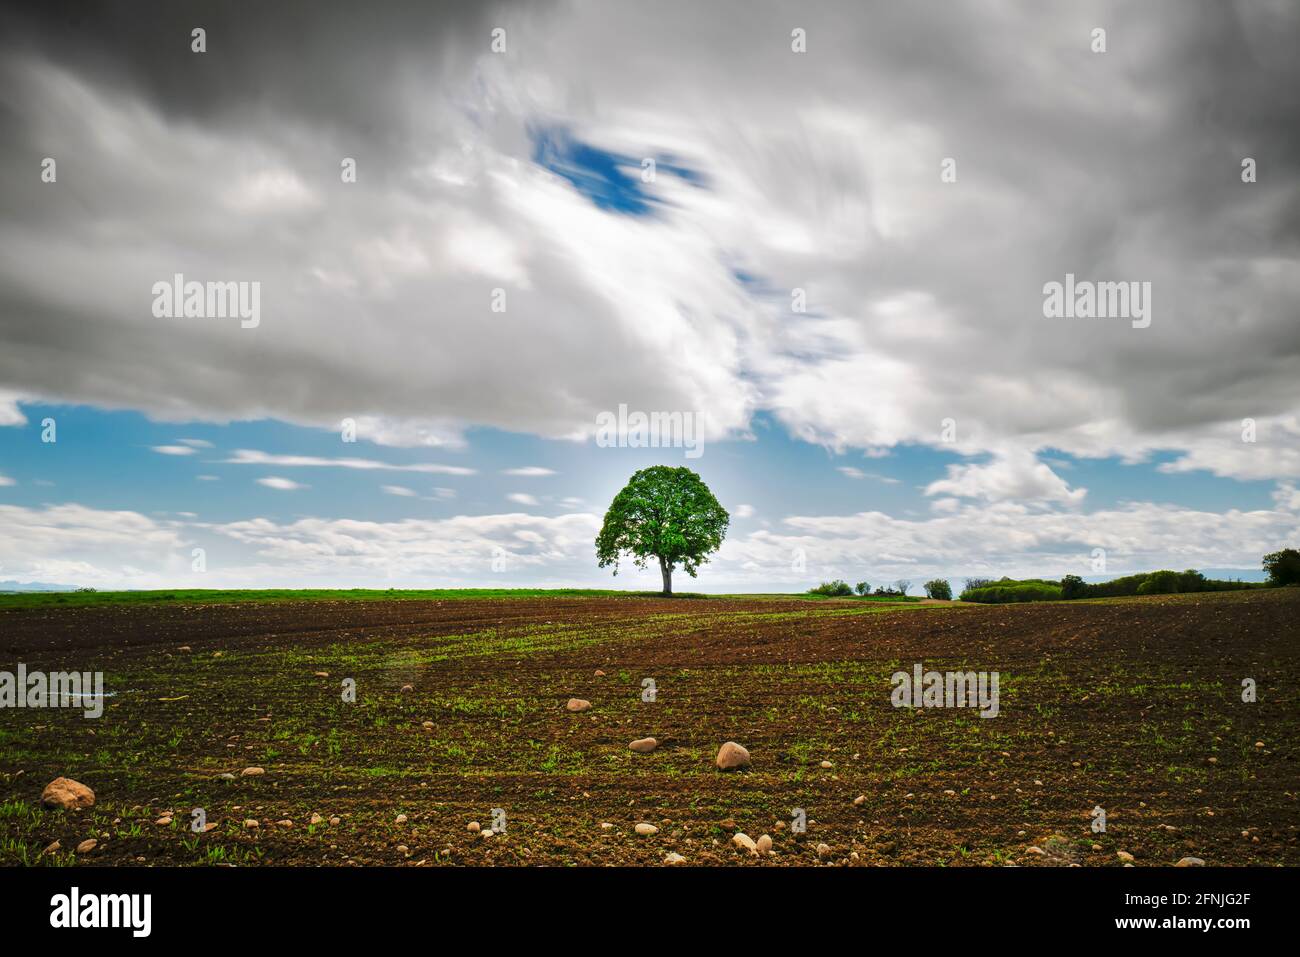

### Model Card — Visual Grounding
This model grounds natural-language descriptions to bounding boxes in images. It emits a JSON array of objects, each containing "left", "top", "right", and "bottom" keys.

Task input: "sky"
[{"left": 1, "top": 0, "right": 1298, "bottom": 592}]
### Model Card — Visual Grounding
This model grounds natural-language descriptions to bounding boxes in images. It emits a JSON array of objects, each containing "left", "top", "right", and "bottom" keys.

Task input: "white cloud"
[
  {"left": 925, "top": 451, "right": 1086, "bottom": 506},
  {"left": 0, "top": 474, "right": 15, "bottom": 487},
  {"left": 151, "top": 445, "right": 198, "bottom": 456},
  {"left": 1273, "top": 482, "right": 1300, "bottom": 512},
  {"left": 225, "top": 449, "right": 474, "bottom": 475},
  {"left": 507, "top": 493, "right": 540, "bottom": 507},
  {"left": 837, "top": 466, "right": 899, "bottom": 484},
  {"left": 734, "top": 503, "right": 755, "bottom": 519},
  {"left": 1154, "top": 416, "right": 1300, "bottom": 481},
  {"left": 0, "top": 503, "right": 188, "bottom": 587},
  {"left": 502, "top": 466, "right": 557, "bottom": 477},
  {"left": 382, "top": 484, "right": 417, "bottom": 497},
  {"left": 177, "top": 438, "right": 213, "bottom": 448},
  {"left": 209, "top": 510, "right": 602, "bottom": 583},
  {"left": 1, "top": 493, "right": 1292, "bottom": 591},
  {"left": 0, "top": 391, "right": 26, "bottom": 427},
  {"left": 720, "top": 498, "right": 1299, "bottom": 586},
  {"left": 222, "top": 168, "right": 319, "bottom": 214},
  {"left": 347, "top": 417, "right": 464, "bottom": 450},
  {"left": 257, "top": 476, "right": 308, "bottom": 491}
]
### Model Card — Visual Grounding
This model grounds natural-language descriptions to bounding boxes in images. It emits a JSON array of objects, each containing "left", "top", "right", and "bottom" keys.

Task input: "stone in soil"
[
  {"left": 41, "top": 777, "right": 95, "bottom": 811},
  {"left": 715, "top": 741, "right": 750, "bottom": 770}
]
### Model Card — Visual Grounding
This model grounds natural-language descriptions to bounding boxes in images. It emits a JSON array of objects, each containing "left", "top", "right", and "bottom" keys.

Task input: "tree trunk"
[{"left": 659, "top": 556, "right": 673, "bottom": 596}]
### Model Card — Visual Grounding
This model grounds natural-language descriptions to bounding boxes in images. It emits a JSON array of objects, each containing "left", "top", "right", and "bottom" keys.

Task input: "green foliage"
[
  {"left": 964, "top": 568, "right": 1261, "bottom": 603},
  {"left": 854, "top": 581, "right": 870, "bottom": 596},
  {"left": 1076, "top": 569, "right": 1255, "bottom": 599},
  {"left": 1060, "top": 574, "right": 1088, "bottom": 599},
  {"left": 808, "top": 580, "right": 854, "bottom": 597},
  {"left": 595, "top": 466, "right": 729, "bottom": 595},
  {"left": 960, "top": 581, "right": 1062, "bottom": 604},
  {"left": 1136, "top": 570, "right": 1181, "bottom": 595},
  {"left": 1263, "top": 548, "right": 1300, "bottom": 586},
  {"left": 923, "top": 579, "right": 953, "bottom": 601}
]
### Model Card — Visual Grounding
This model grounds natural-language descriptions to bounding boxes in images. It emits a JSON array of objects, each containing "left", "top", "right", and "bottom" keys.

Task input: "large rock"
[
  {"left": 629, "top": 737, "right": 658, "bottom": 753},
  {"left": 715, "top": 741, "right": 751, "bottom": 770},
  {"left": 41, "top": 777, "right": 95, "bottom": 810},
  {"left": 566, "top": 698, "right": 591, "bottom": 713},
  {"left": 732, "top": 832, "right": 757, "bottom": 853},
  {"left": 635, "top": 823, "right": 659, "bottom": 836}
]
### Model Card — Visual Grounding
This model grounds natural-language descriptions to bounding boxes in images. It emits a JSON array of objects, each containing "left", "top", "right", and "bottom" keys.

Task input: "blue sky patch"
[{"left": 531, "top": 126, "right": 705, "bottom": 216}]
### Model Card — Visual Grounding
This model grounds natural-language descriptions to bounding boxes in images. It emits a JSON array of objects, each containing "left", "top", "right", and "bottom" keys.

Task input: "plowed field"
[{"left": 1, "top": 588, "right": 1296, "bottom": 866}]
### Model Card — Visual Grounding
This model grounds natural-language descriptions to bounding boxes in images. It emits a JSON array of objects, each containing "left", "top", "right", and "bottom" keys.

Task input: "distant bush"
[
  {"left": 962, "top": 578, "right": 994, "bottom": 592},
  {"left": 1136, "top": 570, "right": 1181, "bottom": 595},
  {"left": 808, "top": 580, "right": 854, "bottom": 597},
  {"left": 854, "top": 581, "right": 870, "bottom": 596},
  {"left": 1060, "top": 574, "right": 1088, "bottom": 600},
  {"left": 923, "top": 579, "right": 952, "bottom": 600},
  {"left": 1263, "top": 548, "right": 1300, "bottom": 586},
  {"left": 960, "top": 581, "right": 1062, "bottom": 604}
]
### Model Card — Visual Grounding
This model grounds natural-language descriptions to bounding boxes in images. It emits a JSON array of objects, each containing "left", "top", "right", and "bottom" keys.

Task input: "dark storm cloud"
[
  {"left": 0, "top": 0, "right": 1297, "bottom": 487},
  {"left": 0, "top": 0, "right": 520, "bottom": 142}
]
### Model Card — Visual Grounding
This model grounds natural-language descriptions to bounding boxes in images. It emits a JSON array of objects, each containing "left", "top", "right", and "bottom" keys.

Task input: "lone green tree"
[{"left": 596, "top": 466, "right": 729, "bottom": 596}]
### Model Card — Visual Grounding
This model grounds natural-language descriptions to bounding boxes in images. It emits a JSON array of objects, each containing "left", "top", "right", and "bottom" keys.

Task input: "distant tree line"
[
  {"left": 807, "top": 578, "right": 953, "bottom": 600},
  {"left": 959, "top": 549, "right": 1299, "bottom": 604},
  {"left": 803, "top": 549, "right": 1299, "bottom": 605}
]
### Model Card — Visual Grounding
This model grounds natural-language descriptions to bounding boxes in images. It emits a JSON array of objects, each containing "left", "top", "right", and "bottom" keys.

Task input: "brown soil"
[{"left": 0, "top": 589, "right": 1295, "bottom": 867}]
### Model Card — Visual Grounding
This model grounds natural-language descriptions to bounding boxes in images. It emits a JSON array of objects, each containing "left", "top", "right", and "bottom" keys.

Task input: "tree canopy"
[{"left": 595, "top": 466, "right": 729, "bottom": 596}]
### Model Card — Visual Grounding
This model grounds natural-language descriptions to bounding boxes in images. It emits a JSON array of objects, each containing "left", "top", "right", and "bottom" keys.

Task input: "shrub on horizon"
[
  {"left": 923, "top": 579, "right": 953, "bottom": 601},
  {"left": 808, "top": 580, "right": 854, "bottom": 597}
]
